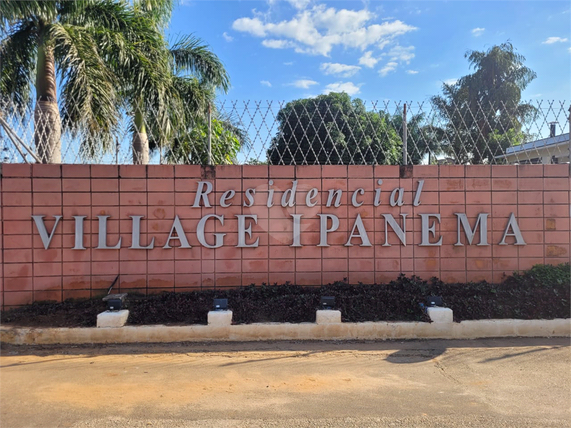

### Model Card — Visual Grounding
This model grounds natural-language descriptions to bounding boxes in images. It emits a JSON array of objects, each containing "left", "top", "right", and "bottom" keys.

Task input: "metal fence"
[{"left": 1, "top": 97, "right": 569, "bottom": 166}]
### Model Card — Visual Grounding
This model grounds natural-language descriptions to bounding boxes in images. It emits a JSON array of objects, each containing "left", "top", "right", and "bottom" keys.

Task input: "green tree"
[
  {"left": 268, "top": 92, "right": 401, "bottom": 165},
  {"left": 391, "top": 111, "right": 444, "bottom": 165},
  {"left": 431, "top": 42, "right": 537, "bottom": 164},
  {"left": 153, "top": 106, "right": 249, "bottom": 164},
  {"left": 129, "top": 30, "right": 232, "bottom": 164},
  {"left": 0, "top": 0, "right": 167, "bottom": 163}
]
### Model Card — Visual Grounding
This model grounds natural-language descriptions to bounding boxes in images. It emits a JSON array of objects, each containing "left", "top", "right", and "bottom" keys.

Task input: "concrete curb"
[{"left": 1, "top": 318, "right": 569, "bottom": 345}]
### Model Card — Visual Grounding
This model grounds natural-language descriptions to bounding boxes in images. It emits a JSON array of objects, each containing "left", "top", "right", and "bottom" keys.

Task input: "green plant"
[{"left": 1, "top": 264, "right": 569, "bottom": 327}]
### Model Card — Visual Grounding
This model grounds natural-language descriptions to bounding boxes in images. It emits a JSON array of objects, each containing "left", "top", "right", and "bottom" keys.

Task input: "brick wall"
[{"left": 1, "top": 163, "right": 569, "bottom": 308}]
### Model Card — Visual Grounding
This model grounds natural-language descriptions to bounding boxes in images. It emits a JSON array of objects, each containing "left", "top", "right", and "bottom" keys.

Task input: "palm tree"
[
  {"left": 1, "top": 0, "right": 168, "bottom": 163},
  {"left": 90, "top": 0, "right": 233, "bottom": 164},
  {"left": 128, "top": 31, "right": 231, "bottom": 164}
]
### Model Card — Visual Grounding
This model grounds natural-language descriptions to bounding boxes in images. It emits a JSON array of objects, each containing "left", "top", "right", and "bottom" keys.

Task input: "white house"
[{"left": 495, "top": 127, "right": 570, "bottom": 165}]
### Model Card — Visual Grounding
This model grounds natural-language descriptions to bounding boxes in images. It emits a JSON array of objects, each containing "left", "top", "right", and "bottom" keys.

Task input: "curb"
[{"left": 1, "top": 318, "right": 570, "bottom": 345}]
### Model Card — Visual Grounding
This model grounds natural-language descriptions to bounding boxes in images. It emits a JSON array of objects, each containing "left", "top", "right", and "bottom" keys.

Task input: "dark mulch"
[{"left": 1, "top": 264, "right": 569, "bottom": 328}]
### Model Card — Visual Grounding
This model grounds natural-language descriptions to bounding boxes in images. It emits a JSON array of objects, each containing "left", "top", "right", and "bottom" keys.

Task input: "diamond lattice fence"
[{"left": 1, "top": 97, "right": 569, "bottom": 165}]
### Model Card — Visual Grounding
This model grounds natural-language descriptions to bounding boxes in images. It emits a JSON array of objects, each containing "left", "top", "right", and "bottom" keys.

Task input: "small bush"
[{"left": 0, "top": 297, "right": 106, "bottom": 327}]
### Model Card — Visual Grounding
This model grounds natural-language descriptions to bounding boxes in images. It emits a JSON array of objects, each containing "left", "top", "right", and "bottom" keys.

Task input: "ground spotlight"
[
  {"left": 320, "top": 296, "right": 335, "bottom": 310},
  {"left": 426, "top": 296, "right": 443, "bottom": 307},
  {"left": 103, "top": 293, "right": 127, "bottom": 311},
  {"left": 213, "top": 298, "right": 228, "bottom": 311}
]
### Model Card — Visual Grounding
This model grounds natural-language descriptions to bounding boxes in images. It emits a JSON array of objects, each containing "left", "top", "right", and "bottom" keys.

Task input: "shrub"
[{"left": 1, "top": 263, "right": 568, "bottom": 327}]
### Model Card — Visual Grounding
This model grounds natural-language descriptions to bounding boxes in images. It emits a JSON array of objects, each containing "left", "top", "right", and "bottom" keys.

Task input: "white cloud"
[
  {"left": 406, "top": 70, "right": 418, "bottom": 75},
  {"left": 358, "top": 51, "right": 379, "bottom": 68},
  {"left": 320, "top": 62, "right": 361, "bottom": 77},
  {"left": 286, "top": 0, "right": 312, "bottom": 10},
  {"left": 542, "top": 36, "right": 568, "bottom": 44},
  {"left": 444, "top": 78, "right": 458, "bottom": 86},
  {"left": 232, "top": 5, "right": 417, "bottom": 56},
  {"left": 283, "top": 61, "right": 294, "bottom": 65},
  {"left": 222, "top": 32, "right": 233, "bottom": 42},
  {"left": 260, "top": 80, "right": 272, "bottom": 87},
  {"left": 379, "top": 62, "right": 398, "bottom": 77},
  {"left": 471, "top": 27, "right": 485, "bottom": 37},
  {"left": 262, "top": 39, "right": 297, "bottom": 49},
  {"left": 290, "top": 79, "right": 319, "bottom": 88},
  {"left": 233, "top": 16, "right": 267, "bottom": 37},
  {"left": 387, "top": 45, "right": 415, "bottom": 64},
  {"left": 323, "top": 81, "right": 362, "bottom": 96},
  {"left": 268, "top": 0, "right": 312, "bottom": 9}
]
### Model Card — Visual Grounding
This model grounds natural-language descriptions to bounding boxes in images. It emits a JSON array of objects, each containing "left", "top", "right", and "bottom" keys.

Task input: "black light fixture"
[
  {"left": 101, "top": 275, "right": 127, "bottom": 311},
  {"left": 103, "top": 293, "right": 127, "bottom": 311},
  {"left": 426, "top": 296, "right": 443, "bottom": 307},
  {"left": 320, "top": 296, "right": 335, "bottom": 310},
  {"left": 213, "top": 298, "right": 228, "bottom": 311}
]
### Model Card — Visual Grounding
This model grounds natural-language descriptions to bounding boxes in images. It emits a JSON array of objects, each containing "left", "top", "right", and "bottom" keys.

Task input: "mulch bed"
[{"left": 1, "top": 264, "right": 569, "bottom": 328}]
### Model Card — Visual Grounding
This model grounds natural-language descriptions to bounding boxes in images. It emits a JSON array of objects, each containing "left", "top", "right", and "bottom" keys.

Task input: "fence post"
[
  {"left": 207, "top": 103, "right": 212, "bottom": 166},
  {"left": 402, "top": 103, "right": 407, "bottom": 165},
  {"left": 568, "top": 105, "right": 571, "bottom": 174}
]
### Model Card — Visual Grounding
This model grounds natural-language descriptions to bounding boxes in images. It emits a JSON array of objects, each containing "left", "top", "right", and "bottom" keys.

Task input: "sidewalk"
[{"left": 1, "top": 338, "right": 569, "bottom": 428}]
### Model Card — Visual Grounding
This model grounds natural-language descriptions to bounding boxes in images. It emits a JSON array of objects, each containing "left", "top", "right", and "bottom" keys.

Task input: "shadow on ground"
[{"left": 1, "top": 337, "right": 567, "bottom": 366}]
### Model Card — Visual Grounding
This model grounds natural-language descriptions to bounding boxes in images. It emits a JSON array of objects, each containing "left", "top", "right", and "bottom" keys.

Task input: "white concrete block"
[
  {"left": 97, "top": 310, "right": 129, "bottom": 328},
  {"left": 208, "top": 310, "right": 233, "bottom": 326},
  {"left": 426, "top": 307, "right": 453, "bottom": 324},
  {"left": 316, "top": 310, "right": 342, "bottom": 324}
]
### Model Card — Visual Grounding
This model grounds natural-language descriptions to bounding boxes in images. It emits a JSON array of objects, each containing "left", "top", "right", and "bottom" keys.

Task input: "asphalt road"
[{"left": 1, "top": 338, "right": 570, "bottom": 428}]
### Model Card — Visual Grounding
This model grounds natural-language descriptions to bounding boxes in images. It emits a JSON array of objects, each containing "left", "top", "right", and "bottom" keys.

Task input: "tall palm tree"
[
  {"left": 0, "top": 0, "right": 168, "bottom": 163},
  {"left": 128, "top": 31, "right": 231, "bottom": 164},
  {"left": 103, "top": 0, "right": 232, "bottom": 164}
]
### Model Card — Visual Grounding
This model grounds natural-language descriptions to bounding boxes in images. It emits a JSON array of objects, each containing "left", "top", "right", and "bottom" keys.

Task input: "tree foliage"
[
  {"left": 1, "top": 0, "right": 244, "bottom": 165},
  {"left": 391, "top": 111, "right": 444, "bottom": 165},
  {"left": 0, "top": 0, "right": 170, "bottom": 161},
  {"left": 150, "top": 107, "right": 249, "bottom": 165},
  {"left": 268, "top": 92, "right": 401, "bottom": 165},
  {"left": 128, "top": 31, "right": 235, "bottom": 164},
  {"left": 431, "top": 42, "right": 537, "bottom": 164}
]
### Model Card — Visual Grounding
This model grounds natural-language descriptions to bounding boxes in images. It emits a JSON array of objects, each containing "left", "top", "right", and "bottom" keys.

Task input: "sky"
[{"left": 168, "top": 0, "right": 571, "bottom": 103}]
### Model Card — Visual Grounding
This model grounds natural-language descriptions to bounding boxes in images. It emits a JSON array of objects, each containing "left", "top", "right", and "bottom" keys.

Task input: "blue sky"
[{"left": 168, "top": 0, "right": 571, "bottom": 102}]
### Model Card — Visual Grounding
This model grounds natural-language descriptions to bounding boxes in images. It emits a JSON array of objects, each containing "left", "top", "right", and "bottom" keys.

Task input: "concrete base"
[
  {"left": 316, "top": 310, "right": 342, "bottom": 324},
  {"left": 2, "top": 318, "right": 569, "bottom": 345},
  {"left": 96, "top": 310, "right": 129, "bottom": 328},
  {"left": 427, "top": 307, "right": 453, "bottom": 323},
  {"left": 208, "top": 310, "right": 233, "bottom": 326}
]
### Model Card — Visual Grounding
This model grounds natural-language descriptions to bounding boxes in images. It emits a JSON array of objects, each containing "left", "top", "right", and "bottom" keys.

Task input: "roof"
[{"left": 495, "top": 132, "right": 570, "bottom": 159}]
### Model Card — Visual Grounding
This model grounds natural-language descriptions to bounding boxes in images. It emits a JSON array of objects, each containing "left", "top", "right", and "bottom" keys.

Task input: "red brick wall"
[{"left": 1, "top": 163, "right": 569, "bottom": 308}]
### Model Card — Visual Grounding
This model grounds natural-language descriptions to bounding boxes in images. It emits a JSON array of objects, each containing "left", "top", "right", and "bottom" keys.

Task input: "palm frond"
[
  {"left": 0, "top": 19, "right": 36, "bottom": 111},
  {"left": 169, "top": 34, "right": 230, "bottom": 92},
  {"left": 51, "top": 22, "right": 119, "bottom": 157},
  {"left": 86, "top": 2, "right": 170, "bottom": 100},
  {"left": 132, "top": 0, "right": 175, "bottom": 29},
  {"left": 0, "top": 0, "right": 57, "bottom": 30}
]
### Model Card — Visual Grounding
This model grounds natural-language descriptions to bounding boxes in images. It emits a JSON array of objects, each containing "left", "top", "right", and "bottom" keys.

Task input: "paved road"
[{"left": 1, "top": 338, "right": 570, "bottom": 428}]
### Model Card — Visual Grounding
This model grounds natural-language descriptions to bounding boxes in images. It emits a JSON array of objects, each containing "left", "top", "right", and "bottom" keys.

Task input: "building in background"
[{"left": 496, "top": 123, "right": 570, "bottom": 164}]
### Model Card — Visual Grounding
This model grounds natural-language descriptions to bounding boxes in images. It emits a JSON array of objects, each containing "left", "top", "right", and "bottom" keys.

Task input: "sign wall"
[{"left": 1, "top": 163, "right": 569, "bottom": 307}]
